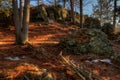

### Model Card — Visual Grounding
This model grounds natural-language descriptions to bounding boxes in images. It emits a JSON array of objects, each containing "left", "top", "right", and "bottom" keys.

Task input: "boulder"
[
  {"left": 46, "top": 5, "right": 68, "bottom": 21},
  {"left": 59, "top": 28, "right": 114, "bottom": 55},
  {"left": 39, "top": 5, "right": 48, "bottom": 22}
]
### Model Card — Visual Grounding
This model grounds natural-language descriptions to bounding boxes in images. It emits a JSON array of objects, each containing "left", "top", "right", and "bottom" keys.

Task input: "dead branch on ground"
[{"left": 58, "top": 51, "right": 104, "bottom": 80}]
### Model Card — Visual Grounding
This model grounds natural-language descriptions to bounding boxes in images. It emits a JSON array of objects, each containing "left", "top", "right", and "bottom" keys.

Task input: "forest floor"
[{"left": 0, "top": 22, "right": 120, "bottom": 80}]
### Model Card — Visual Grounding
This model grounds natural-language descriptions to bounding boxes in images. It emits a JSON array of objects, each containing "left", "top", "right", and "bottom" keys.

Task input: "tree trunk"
[
  {"left": 21, "top": 0, "right": 30, "bottom": 44},
  {"left": 70, "top": 0, "right": 75, "bottom": 24},
  {"left": 113, "top": 0, "right": 117, "bottom": 30},
  {"left": 20, "top": 0, "right": 23, "bottom": 29},
  {"left": 12, "top": 0, "right": 21, "bottom": 44},
  {"left": 38, "top": 0, "right": 40, "bottom": 6},
  {"left": 54, "top": 0, "right": 57, "bottom": 6},
  {"left": 79, "top": 0, "right": 83, "bottom": 28},
  {"left": 12, "top": 0, "right": 30, "bottom": 45},
  {"left": 99, "top": 0, "right": 103, "bottom": 25},
  {"left": 63, "top": 0, "right": 66, "bottom": 8}
]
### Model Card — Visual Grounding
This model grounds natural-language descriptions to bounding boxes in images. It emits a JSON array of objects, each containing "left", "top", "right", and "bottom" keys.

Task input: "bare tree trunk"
[
  {"left": 79, "top": 0, "right": 83, "bottom": 28},
  {"left": 12, "top": 0, "right": 30, "bottom": 45},
  {"left": 99, "top": 0, "right": 103, "bottom": 25},
  {"left": 54, "top": 0, "right": 57, "bottom": 6},
  {"left": 70, "top": 0, "right": 75, "bottom": 24},
  {"left": 12, "top": 0, "right": 21, "bottom": 44},
  {"left": 38, "top": 0, "right": 40, "bottom": 6},
  {"left": 20, "top": 0, "right": 23, "bottom": 29},
  {"left": 21, "top": 0, "right": 30, "bottom": 44},
  {"left": 63, "top": 0, "right": 66, "bottom": 8},
  {"left": 113, "top": 0, "right": 117, "bottom": 30}
]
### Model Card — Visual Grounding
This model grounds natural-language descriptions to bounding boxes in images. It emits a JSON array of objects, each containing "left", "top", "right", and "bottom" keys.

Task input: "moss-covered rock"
[
  {"left": 101, "top": 23, "right": 114, "bottom": 35},
  {"left": 30, "top": 4, "right": 48, "bottom": 22},
  {"left": 83, "top": 17, "right": 101, "bottom": 29},
  {"left": 46, "top": 5, "right": 68, "bottom": 21},
  {"left": 39, "top": 5, "right": 48, "bottom": 22},
  {"left": 87, "top": 29, "right": 113, "bottom": 55},
  {"left": 59, "top": 28, "right": 114, "bottom": 55}
]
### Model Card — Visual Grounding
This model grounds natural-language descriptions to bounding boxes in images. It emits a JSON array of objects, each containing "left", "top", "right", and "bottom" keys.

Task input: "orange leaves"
[
  {"left": 3, "top": 63, "right": 44, "bottom": 79},
  {"left": 66, "top": 69, "right": 74, "bottom": 76},
  {"left": 93, "top": 69, "right": 100, "bottom": 75}
]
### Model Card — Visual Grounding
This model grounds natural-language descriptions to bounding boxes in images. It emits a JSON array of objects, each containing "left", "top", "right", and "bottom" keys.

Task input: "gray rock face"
[{"left": 59, "top": 28, "right": 114, "bottom": 55}]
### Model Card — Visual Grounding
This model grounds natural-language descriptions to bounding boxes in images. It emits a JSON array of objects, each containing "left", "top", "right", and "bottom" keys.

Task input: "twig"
[
  {"left": 59, "top": 51, "right": 86, "bottom": 80},
  {"left": 59, "top": 51, "right": 104, "bottom": 80},
  {"left": 24, "top": 75, "right": 30, "bottom": 80}
]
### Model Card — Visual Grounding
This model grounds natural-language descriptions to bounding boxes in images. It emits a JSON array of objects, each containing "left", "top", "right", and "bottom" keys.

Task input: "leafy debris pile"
[{"left": 0, "top": 63, "right": 54, "bottom": 80}]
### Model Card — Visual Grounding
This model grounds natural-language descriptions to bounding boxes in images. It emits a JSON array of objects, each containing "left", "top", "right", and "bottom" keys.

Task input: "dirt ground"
[{"left": 0, "top": 22, "right": 120, "bottom": 80}]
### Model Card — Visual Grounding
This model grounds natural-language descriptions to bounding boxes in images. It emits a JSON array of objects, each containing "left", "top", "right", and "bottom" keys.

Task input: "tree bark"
[
  {"left": 12, "top": 0, "right": 30, "bottom": 45},
  {"left": 54, "top": 0, "right": 57, "bottom": 6},
  {"left": 80, "top": 0, "right": 83, "bottom": 28},
  {"left": 21, "top": 0, "right": 30, "bottom": 44},
  {"left": 12, "top": 0, "right": 21, "bottom": 44},
  {"left": 38, "top": 0, "right": 40, "bottom": 6},
  {"left": 63, "top": 0, "right": 66, "bottom": 8},
  {"left": 20, "top": 0, "right": 23, "bottom": 29},
  {"left": 113, "top": 0, "right": 116, "bottom": 30},
  {"left": 70, "top": 0, "right": 75, "bottom": 24},
  {"left": 100, "top": 0, "right": 103, "bottom": 25}
]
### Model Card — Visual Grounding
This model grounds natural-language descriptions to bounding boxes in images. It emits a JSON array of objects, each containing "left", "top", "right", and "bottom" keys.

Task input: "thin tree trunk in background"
[
  {"left": 63, "top": 0, "right": 66, "bottom": 8},
  {"left": 113, "top": 0, "right": 117, "bottom": 30},
  {"left": 12, "top": 0, "right": 21, "bottom": 44},
  {"left": 54, "top": 0, "right": 57, "bottom": 6},
  {"left": 80, "top": 0, "right": 83, "bottom": 28},
  {"left": 70, "top": 0, "right": 75, "bottom": 24},
  {"left": 21, "top": 0, "right": 30, "bottom": 44},
  {"left": 38, "top": 0, "right": 40, "bottom": 6},
  {"left": 100, "top": 1, "right": 103, "bottom": 25}
]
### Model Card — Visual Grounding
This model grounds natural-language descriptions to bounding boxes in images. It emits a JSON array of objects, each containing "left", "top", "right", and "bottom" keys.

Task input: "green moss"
[{"left": 59, "top": 29, "right": 114, "bottom": 56}]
